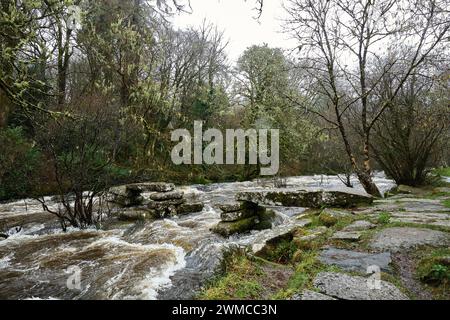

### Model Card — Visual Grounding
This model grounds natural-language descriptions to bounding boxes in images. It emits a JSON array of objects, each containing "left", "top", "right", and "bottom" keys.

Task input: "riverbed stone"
[
  {"left": 218, "top": 203, "right": 242, "bottom": 213},
  {"left": 118, "top": 209, "right": 153, "bottom": 221},
  {"left": 370, "top": 227, "right": 450, "bottom": 252},
  {"left": 149, "top": 191, "right": 184, "bottom": 201},
  {"left": 211, "top": 216, "right": 259, "bottom": 237},
  {"left": 235, "top": 188, "right": 373, "bottom": 208},
  {"left": 177, "top": 202, "right": 204, "bottom": 215},
  {"left": 108, "top": 185, "right": 144, "bottom": 207},
  {"left": 319, "top": 247, "right": 392, "bottom": 273},
  {"left": 313, "top": 272, "right": 409, "bottom": 300}
]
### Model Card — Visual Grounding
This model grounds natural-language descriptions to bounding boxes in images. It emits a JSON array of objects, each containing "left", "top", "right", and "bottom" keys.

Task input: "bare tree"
[
  {"left": 370, "top": 57, "right": 449, "bottom": 186},
  {"left": 35, "top": 95, "right": 119, "bottom": 231},
  {"left": 284, "top": 0, "right": 449, "bottom": 196}
]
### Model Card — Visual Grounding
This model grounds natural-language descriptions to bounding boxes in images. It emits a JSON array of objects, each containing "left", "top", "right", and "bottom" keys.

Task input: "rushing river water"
[{"left": 0, "top": 173, "right": 395, "bottom": 300}]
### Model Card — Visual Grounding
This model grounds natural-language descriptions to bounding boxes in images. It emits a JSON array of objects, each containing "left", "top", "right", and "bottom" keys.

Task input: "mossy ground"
[{"left": 198, "top": 249, "right": 293, "bottom": 300}]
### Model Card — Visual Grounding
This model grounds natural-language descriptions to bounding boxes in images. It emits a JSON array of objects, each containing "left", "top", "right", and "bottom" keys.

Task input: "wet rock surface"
[
  {"left": 236, "top": 188, "right": 373, "bottom": 208},
  {"left": 319, "top": 247, "right": 392, "bottom": 273},
  {"left": 313, "top": 272, "right": 409, "bottom": 300},
  {"left": 370, "top": 227, "right": 450, "bottom": 252},
  {"left": 212, "top": 201, "right": 276, "bottom": 237},
  {"left": 2, "top": 173, "right": 449, "bottom": 300}
]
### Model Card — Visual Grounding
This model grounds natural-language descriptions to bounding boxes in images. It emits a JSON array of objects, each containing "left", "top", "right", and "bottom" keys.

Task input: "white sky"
[{"left": 171, "top": 0, "right": 296, "bottom": 62}]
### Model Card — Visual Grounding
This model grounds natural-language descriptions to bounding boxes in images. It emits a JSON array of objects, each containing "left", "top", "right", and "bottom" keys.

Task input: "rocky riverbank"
[
  {"left": 200, "top": 185, "right": 450, "bottom": 300},
  {"left": 0, "top": 174, "right": 448, "bottom": 300}
]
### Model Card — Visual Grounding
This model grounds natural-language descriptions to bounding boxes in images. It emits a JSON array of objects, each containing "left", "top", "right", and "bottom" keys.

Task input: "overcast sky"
[{"left": 171, "top": 0, "right": 296, "bottom": 62}]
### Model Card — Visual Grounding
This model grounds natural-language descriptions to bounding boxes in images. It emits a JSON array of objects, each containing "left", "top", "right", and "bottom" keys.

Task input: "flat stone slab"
[
  {"left": 331, "top": 231, "right": 362, "bottom": 241},
  {"left": 128, "top": 182, "right": 175, "bottom": 192},
  {"left": 251, "top": 219, "right": 313, "bottom": 254},
  {"left": 344, "top": 220, "right": 377, "bottom": 231},
  {"left": 218, "top": 203, "right": 242, "bottom": 213},
  {"left": 149, "top": 191, "right": 184, "bottom": 201},
  {"left": 292, "top": 290, "right": 336, "bottom": 300},
  {"left": 236, "top": 188, "right": 373, "bottom": 208},
  {"left": 177, "top": 202, "right": 204, "bottom": 215},
  {"left": 370, "top": 227, "right": 450, "bottom": 252},
  {"left": 374, "top": 198, "right": 449, "bottom": 213},
  {"left": 319, "top": 247, "right": 392, "bottom": 273},
  {"left": 390, "top": 212, "right": 450, "bottom": 228},
  {"left": 313, "top": 272, "right": 409, "bottom": 300}
]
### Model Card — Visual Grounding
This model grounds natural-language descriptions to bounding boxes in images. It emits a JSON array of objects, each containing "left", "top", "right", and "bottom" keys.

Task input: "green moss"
[
  {"left": 442, "top": 199, "right": 450, "bottom": 209},
  {"left": 433, "top": 167, "right": 450, "bottom": 177},
  {"left": 272, "top": 251, "right": 339, "bottom": 299},
  {"left": 318, "top": 212, "right": 338, "bottom": 227},
  {"left": 212, "top": 216, "right": 257, "bottom": 237},
  {"left": 377, "top": 212, "right": 391, "bottom": 225},
  {"left": 198, "top": 252, "right": 264, "bottom": 300},
  {"left": 416, "top": 248, "right": 450, "bottom": 286}
]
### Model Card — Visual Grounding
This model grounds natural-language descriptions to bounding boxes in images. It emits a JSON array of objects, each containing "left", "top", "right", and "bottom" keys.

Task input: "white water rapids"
[{"left": 0, "top": 173, "right": 395, "bottom": 300}]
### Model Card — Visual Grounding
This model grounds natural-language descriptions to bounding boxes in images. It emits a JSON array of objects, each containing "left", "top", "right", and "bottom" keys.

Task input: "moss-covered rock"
[
  {"left": 177, "top": 202, "right": 204, "bottom": 215},
  {"left": 254, "top": 208, "right": 275, "bottom": 230},
  {"left": 212, "top": 216, "right": 259, "bottom": 237},
  {"left": 118, "top": 209, "right": 153, "bottom": 221},
  {"left": 236, "top": 188, "right": 373, "bottom": 208}
]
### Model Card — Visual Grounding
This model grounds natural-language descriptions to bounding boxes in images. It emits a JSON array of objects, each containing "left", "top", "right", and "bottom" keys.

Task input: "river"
[{"left": 0, "top": 173, "right": 395, "bottom": 300}]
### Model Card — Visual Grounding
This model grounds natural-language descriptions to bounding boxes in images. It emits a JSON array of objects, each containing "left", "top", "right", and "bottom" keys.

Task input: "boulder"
[
  {"left": 212, "top": 202, "right": 276, "bottom": 237},
  {"left": 313, "top": 272, "right": 409, "bottom": 300},
  {"left": 149, "top": 191, "right": 184, "bottom": 201},
  {"left": 118, "top": 209, "right": 153, "bottom": 221},
  {"left": 236, "top": 188, "right": 373, "bottom": 208},
  {"left": 251, "top": 218, "right": 312, "bottom": 254},
  {"left": 108, "top": 185, "right": 144, "bottom": 207},
  {"left": 218, "top": 203, "right": 242, "bottom": 213},
  {"left": 318, "top": 247, "right": 392, "bottom": 273},
  {"left": 211, "top": 216, "right": 259, "bottom": 237},
  {"left": 177, "top": 202, "right": 204, "bottom": 215}
]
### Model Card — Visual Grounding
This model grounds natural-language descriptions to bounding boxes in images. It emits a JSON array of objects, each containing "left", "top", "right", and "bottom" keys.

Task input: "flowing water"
[{"left": 0, "top": 173, "right": 395, "bottom": 300}]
